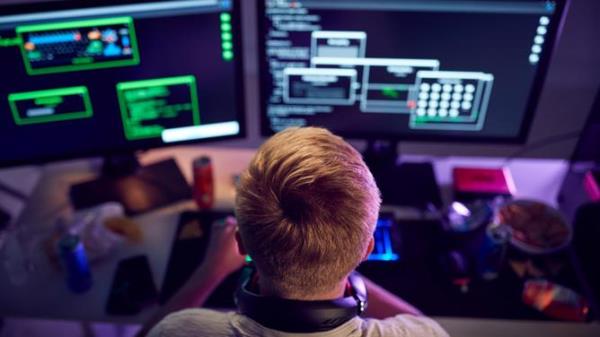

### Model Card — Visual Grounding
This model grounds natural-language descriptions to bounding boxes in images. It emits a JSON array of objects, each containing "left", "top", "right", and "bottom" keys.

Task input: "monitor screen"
[
  {"left": 258, "top": 0, "right": 567, "bottom": 143},
  {"left": 0, "top": 0, "right": 244, "bottom": 167}
]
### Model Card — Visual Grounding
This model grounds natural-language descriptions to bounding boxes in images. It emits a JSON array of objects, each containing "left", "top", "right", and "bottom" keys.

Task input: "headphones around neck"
[{"left": 234, "top": 264, "right": 368, "bottom": 333}]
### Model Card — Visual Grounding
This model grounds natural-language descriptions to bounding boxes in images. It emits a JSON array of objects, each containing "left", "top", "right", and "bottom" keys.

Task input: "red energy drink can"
[{"left": 193, "top": 156, "right": 214, "bottom": 209}]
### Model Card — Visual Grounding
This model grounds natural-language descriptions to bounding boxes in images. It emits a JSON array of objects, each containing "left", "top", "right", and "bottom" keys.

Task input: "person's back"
[
  {"left": 150, "top": 308, "right": 446, "bottom": 337},
  {"left": 146, "top": 127, "right": 448, "bottom": 337}
]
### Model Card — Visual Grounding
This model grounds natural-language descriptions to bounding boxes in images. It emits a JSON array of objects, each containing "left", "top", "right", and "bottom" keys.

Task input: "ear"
[
  {"left": 363, "top": 237, "right": 375, "bottom": 261},
  {"left": 235, "top": 230, "right": 248, "bottom": 255}
]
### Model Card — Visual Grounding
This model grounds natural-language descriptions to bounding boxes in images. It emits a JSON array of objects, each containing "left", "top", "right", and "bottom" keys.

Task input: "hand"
[
  {"left": 199, "top": 216, "right": 246, "bottom": 280},
  {"left": 135, "top": 217, "right": 246, "bottom": 337}
]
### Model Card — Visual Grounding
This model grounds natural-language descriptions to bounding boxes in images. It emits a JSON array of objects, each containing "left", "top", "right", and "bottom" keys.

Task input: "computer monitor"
[
  {"left": 0, "top": 0, "right": 245, "bottom": 168},
  {"left": 258, "top": 0, "right": 568, "bottom": 144},
  {"left": 0, "top": 0, "right": 245, "bottom": 214}
]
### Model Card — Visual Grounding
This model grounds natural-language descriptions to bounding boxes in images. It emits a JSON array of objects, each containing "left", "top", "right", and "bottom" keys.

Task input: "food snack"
[{"left": 498, "top": 200, "right": 571, "bottom": 254}]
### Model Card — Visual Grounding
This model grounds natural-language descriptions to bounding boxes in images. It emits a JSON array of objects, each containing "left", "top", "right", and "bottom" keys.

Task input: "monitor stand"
[
  {"left": 69, "top": 154, "right": 191, "bottom": 215},
  {"left": 363, "top": 140, "right": 442, "bottom": 210}
]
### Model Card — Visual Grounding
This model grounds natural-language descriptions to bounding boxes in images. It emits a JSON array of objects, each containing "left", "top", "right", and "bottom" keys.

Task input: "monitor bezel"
[
  {"left": 257, "top": 0, "right": 570, "bottom": 144},
  {"left": 0, "top": 0, "right": 247, "bottom": 168}
]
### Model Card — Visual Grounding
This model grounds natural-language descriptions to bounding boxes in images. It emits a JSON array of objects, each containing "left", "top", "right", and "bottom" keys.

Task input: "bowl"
[{"left": 496, "top": 199, "right": 572, "bottom": 254}]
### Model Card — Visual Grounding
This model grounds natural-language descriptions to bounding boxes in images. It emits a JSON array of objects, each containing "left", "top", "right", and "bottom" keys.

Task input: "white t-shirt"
[{"left": 148, "top": 309, "right": 449, "bottom": 337}]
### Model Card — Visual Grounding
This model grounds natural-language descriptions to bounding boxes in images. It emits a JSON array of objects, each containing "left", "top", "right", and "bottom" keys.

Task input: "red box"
[{"left": 453, "top": 167, "right": 516, "bottom": 201}]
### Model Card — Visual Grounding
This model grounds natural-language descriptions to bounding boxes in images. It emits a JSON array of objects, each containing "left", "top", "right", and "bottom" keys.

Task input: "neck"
[{"left": 258, "top": 275, "right": 347, "bottom": 301}]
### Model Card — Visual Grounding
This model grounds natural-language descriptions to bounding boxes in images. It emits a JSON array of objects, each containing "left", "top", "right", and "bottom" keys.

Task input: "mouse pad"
[
  {"left": 106, "top": 255, "right": 157, "bottom": 316},
  {"left": 159, "top": 210, "right": 231, "bottom": 304}
]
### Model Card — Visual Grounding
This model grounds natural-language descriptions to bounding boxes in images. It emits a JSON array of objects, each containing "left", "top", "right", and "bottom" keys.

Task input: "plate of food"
[{"left": 497, "top": 199, "right": 572, "bottom": 254}]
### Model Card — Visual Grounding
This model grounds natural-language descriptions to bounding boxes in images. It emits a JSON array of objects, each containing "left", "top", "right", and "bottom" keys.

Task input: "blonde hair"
[{"left": 235, "top": 127, "right": 381, "bottom": 298}]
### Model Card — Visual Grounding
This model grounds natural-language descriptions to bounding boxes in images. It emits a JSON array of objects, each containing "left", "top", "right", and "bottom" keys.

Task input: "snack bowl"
[{"left": 496, "top": 199, "right": 572, "bottom": 254}]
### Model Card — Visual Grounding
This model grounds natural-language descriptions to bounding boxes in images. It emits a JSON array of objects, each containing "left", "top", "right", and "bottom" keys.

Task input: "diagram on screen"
[
  {"left": 1, "top": 15, "right": 214, "bottom": 142},
  {"left": 281, "top": 30, "right": 495, "bottom": 131}
]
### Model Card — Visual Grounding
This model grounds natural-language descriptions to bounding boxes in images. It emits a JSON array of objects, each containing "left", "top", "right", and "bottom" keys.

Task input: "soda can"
[
  {"left": 58, "top": 234, "right": 93, "bottom": 293},
  {"left": 476, "top": 223, "right": 510, "bottom": 280},
  {"left": 193, "top": 156, "right": 215, "bottom": 209}
]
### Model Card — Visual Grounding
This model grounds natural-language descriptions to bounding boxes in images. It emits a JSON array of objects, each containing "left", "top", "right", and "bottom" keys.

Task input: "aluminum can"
[
  {"left": 193, "top": 156, "right": 215, "bottom": 209},
  {"left": 58, "top": 234, "right": 93, "bottom": 293}
]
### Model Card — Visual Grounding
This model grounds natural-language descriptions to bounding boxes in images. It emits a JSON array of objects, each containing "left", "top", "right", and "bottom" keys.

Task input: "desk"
[
  {"left": 0, "top": 146, "right": 593, "bottom": 329},
  {"left": 0, "top": 146, "right": 254, "bottom": 324}
]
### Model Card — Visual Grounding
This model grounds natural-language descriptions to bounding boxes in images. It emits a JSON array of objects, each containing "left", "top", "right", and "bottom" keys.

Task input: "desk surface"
[
  {"left": 0, "top": 146, "right": 254, "bottom": 324},
  {"left": 0, "top": 145, "right": 588, "bottom": 329}
]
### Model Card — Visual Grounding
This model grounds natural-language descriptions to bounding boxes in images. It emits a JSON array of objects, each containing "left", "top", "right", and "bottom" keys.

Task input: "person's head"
[{"left": 235, "top": 127, "right": 381, "bottom": 299}]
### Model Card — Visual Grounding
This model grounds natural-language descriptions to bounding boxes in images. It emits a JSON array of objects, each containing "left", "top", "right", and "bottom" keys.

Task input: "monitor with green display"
[{"left": 0, "top": 0, "right": 245, "bottom": 168}]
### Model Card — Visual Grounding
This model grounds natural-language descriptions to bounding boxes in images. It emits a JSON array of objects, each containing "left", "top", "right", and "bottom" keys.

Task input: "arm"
[
  {"left": 362, "top": 275, "right": 423, "bottom": 319},
  {"left": 136, "top": 216, "right": 246, "bottom": 337}
]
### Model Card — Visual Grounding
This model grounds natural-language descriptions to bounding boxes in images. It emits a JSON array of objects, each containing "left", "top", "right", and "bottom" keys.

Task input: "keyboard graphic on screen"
[
  {"left": 16, "top": 17, "right": 139, "bottom": 75},
  {"left": 409, "top": 71, "right": 494, "bottom": 131}
]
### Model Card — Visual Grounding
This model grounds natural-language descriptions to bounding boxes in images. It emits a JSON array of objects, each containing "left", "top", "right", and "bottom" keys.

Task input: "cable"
[{"left": 503, "top": 130, "right": 582, "bottom": 165}]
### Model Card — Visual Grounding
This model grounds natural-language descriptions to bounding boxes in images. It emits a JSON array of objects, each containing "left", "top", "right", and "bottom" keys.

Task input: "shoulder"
[
  {"left": 147, "top": 309, "right": 235, "bottom": 337},
  {"left": 361, "top": 315, "right": 450, "bottom": 337}
]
